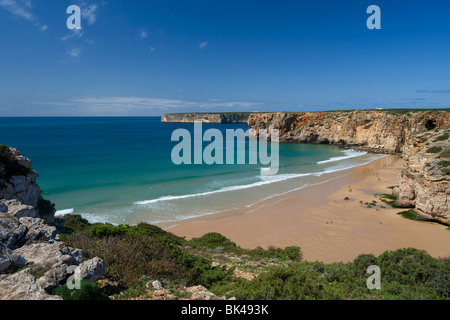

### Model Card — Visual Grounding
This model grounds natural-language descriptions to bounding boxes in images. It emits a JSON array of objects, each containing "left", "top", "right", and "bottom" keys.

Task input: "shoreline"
[{"left": 160, "top": 155, "right": 450, "bottom": 263}]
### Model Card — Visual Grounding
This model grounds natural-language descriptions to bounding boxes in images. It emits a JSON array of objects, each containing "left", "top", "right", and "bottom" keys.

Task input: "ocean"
[{"left": 0, "top": 117, "right": 383, "bottom": 225}]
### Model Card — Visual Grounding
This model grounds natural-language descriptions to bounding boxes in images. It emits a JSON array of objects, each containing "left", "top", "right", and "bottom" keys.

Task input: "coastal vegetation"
[
  {"left": 59, "top": 215, "right": 450, "bottom": 300},
  {"left": 396, "top": 209, "right": 432, "bottom": 222},
  {"left": 377, "top": 193, "right": 413, "bottom": 209}
]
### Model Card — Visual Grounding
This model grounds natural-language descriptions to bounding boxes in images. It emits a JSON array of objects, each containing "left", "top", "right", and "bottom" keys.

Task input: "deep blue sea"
[{"left": 0, "top": 117, "right": 383, "bottom": 225}]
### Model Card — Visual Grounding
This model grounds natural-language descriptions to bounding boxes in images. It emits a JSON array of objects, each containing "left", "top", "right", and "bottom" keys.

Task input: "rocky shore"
[{"left": 0, "top": 145, "right": 106, "bottom": 300}]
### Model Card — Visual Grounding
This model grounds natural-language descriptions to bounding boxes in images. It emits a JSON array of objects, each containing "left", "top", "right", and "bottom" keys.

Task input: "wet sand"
[{"left": 160, "top": 155, "right": 450, "bottom": 263}]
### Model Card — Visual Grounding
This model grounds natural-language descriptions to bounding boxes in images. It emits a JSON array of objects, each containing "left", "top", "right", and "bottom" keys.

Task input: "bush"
[
  {"left": 186, "top": 232, "right": 238, "bottom": 250},
  {"left": 52, "top": 280, "right": 110, "bottom": 300},
  {"left": 437, "top": 160, "right": 450, "bottom": 167},
  {"left": 431, "top": 271, "right": 450, "bottom": 298},
  {"left": 37, "top": 199, "right": 55, "bottom": 220},
  {"left": 89, "top": 224, "right": 127, "bottom": 237},
  {"left": 62, "top": 214, "right": 91, "bottom": 233},
  {"left": 434, "top": 133, "right": 449, "bottom": 142},
  {"left": 426, "top": 146, "right": 443, "bottom": 154},
  {"left": 440, "top": 149, "right": 450, "bottom": 158},
  {"left": 375, "top": 248, "right": 442, "bottom": 286}
]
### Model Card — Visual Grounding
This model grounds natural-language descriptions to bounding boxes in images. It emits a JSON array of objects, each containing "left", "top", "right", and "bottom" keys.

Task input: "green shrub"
[
  {"left": 186, "top": 232, "right": 238, "bottom": 250},
  {"left": 376, "top": 248, "right": 442, "bottom": 286},
  {"left": 437, "top": 160, "right": 450, "bottom": 167},
  {"left": 426, "top": 146, "right": 443, "bottom": 154},
  {"left": 37, "top": 199, "right": 55, "bottom": 220},
  {"left": 440, "top": 149, "right": 450, "bottom": 158},
  {"left": 434, "top": 133, "right": 449, "bottom": 142},
  {"left": 88, "top": 224, "right": 127, "bottom": 237},
  {"left": 431, "top": 271, "right": 450, "bottom": 298},
  {"left": 62, "top": 214, "right": 91, "bottom": 233},
  {"left": 52, "top": 280, "right": 110, "bottom": 300}
]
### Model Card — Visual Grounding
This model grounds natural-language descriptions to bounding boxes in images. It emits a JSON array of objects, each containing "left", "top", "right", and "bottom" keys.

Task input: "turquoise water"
[{"left": 0, "top": 117, "right": 383, "bottom": 225}]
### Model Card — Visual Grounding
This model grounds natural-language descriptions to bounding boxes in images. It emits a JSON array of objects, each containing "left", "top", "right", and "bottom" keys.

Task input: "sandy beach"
[{"left": 161, "top": 155, "right": 450, "bottom": 263}]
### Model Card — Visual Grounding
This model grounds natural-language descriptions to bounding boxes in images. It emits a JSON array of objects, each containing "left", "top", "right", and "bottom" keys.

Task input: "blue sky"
[{"left": 0, "top": 0, "right": 449, "bottom": 116}]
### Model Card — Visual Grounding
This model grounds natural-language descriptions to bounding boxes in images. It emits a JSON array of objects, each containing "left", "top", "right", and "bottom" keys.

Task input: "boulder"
[
  {"left": 15, "top": 242, "right": 80, "bottom": 268},
  {"left": 19, "top": 217, "right": 57, "bottom": 244},
  {"left": 3, "top": 199, "right": 39, "bottom": 219},
  {"left": 74, "top": 257, "right": 106, "bottom": 282},
  {"left": 0, "top": 213, "right": 27, "bottom": 249},
  {"left": 0, "top": 268, "right": 62, "bottom": 300},
  {"left": 0, "top": 246, "right": 26, "bottom": 274}
]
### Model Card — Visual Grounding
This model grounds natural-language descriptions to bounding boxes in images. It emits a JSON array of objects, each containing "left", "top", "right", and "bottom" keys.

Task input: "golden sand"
[{"left": 160, "top": 156, "right": 450, "bottom": 263}]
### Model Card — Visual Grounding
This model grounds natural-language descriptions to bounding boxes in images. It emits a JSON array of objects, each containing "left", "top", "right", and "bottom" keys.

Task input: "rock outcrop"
[
  {"left": 0, "top": 145, "right": 105, "bottom": 300},
  {"left": 162, "top": 112, "right": 250, "bottom": 123},
  {"left": 247, "top": 110, "right": 450, "bottom": 154},
  {"left": 393, "top": 127, "right": 450, "bottom": 224}
]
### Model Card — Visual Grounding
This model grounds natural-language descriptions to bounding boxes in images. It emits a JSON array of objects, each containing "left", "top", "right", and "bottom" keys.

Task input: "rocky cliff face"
[
  {"left": 162, "top": 112, "right": 250, "bottom": 123},
  {"left": 393, "top": 128, "right": 450, "bottom": 224},
  {"left": 0, "top": 146, "right": 105, "bottom": 300},
  {"left": 248, "top": 110, "right": 450, "bottom": 154},
  {"left": 248, "top": 109, "right": 450, "bottom": 224}
]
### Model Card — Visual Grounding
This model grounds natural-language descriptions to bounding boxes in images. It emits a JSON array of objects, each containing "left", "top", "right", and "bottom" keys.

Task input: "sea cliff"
[
  {"left": 247, "top": 110, "right": 450, "bottom": 154},
  {"left": 246, "top": 109, "right": 450, "bottom": 223},
  {"left": 393, "top": 127, "right": 450, "bottom": 224},
  {"left": 161, "top": 112, "right": 250, "bottom": 123}
]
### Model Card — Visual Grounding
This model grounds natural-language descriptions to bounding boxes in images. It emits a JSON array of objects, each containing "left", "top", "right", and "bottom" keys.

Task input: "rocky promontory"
[
  {"left": 0, "top": 145, "right": 106, "bottom": 300},
  {"left": 161, "top": 112, "right": 251, "bottom": 123},
  {"left": 247, "top": 110, "right": 450, "bottom": 154}
]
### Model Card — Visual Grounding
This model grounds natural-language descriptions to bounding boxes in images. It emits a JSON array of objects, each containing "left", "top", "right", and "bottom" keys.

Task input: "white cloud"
[
  {"left": 0, "top": 0, "right": 52, "bottom": 32},
  {"left": 34, "top": 96, "right": 259, "bottom": 115},
  {"left": 199, "top": 42, "right": 208, "bottom": 49},
  {"left": 60, "top": 29, "right": 84, "bottom": 41},
  {"left": 0, "top": 0, "right": 34, "bottom": 21},
  {"left": 137, "top": 29, "right": 148, "bottom": 40},
  {"left": 82, "top": 3, "right": 98, "bottom": 25},
  {"left": 149, "top": 46, "right": 155, "bottom": 53},
  {"left": 67, "top": 47, "right": 82, "bottom": 58}
]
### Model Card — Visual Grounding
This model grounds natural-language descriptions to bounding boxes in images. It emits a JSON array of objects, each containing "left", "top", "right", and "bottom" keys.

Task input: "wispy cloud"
[
  {"left": 60, "top": 29, "right": 84, "bottom": 41},
  {"left": 34, "top": 96, "right": 260, "bottom": 115},
  {"left": 137, "top": 29, "right": 148, "bottom": 40},
  {"left": 67, "top": 47, "right": 82, "bottom": 58},
  {"left": 81, "top": 2, "right": 99, "bottom": 25},
  {"left": 416, "top": 89, "right": 450, "bottom": 94},
  {"left": 0, "top": 0, "right": 34, "bottom": 21},
  {"left": 199, "top": 42, "right": 208, "bottom": 49}
]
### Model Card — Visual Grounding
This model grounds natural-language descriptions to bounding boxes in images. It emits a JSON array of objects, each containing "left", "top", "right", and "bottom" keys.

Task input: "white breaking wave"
[
  {"left": 134, "top": 173, "right": 312, "bottom": 205},
  {"left": 55, "top": 208, "right": 74, "bottom": 216},
  {"left": 317, "top": 149, "right": 367, "bottom": 165}
]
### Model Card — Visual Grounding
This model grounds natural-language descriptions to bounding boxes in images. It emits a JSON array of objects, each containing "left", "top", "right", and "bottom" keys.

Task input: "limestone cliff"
[
  {"left": 248, "top": 110, "right": 450, "bottom": 154},
  {"left": 0, "top": 145, "right": 105, "bottom": 300},
  {"left": 393, "top": 128, "right": 450, "bottom": 224},
  {"left": 248, "top": 109, "right": 450, "bottom": 224},
  {"left": 161, "top": 112, "right": 250, "bottom": 123}
]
